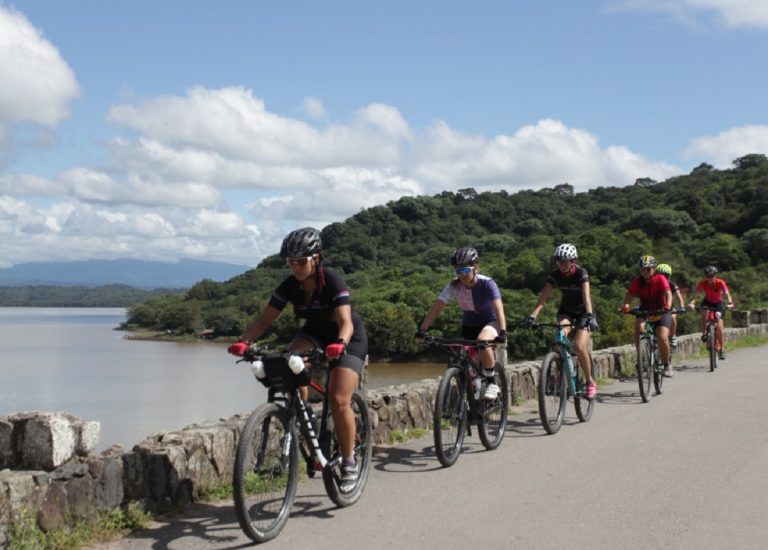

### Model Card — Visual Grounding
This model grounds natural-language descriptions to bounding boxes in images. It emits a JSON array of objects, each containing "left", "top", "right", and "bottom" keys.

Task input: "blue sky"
[{"left": 1, "top": 0, "right": 767, "bottom": 268}]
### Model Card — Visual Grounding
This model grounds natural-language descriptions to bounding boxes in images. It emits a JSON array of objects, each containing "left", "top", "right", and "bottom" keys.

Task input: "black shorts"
[
  {"left": 648, "top": 312, "right": 673, "bottom": 330},
  {"left": 556, "top": 310, "right": 590, "bottom": 330},
  {"left": 702, "top": 299, "right": 726, "bottom": 316},
  {"left": 460, "top": 320, "right": 500, "bottom": 340},
  {"left": 295, "top": 329, "right": 367, "bottom": 376}
]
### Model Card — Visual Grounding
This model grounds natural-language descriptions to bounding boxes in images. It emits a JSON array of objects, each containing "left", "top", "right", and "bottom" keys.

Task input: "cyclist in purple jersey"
[
  {"left": 526, "top": 243, "right": 598, "bottom": 399},
  {"left": 228, "top": 227, "right": 367, "bottom": 492},
  {"left": 417, "top": 247, "right": 507, "bottom": 400}
]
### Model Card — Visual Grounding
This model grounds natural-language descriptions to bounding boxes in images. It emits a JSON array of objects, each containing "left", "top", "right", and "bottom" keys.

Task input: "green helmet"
[{"left": 656, "top": 263, "right": 672, "bottom": 276}]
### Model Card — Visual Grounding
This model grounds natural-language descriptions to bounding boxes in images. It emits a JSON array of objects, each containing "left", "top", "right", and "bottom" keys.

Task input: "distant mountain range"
[{"left": 0, "top": 258, "right": 250, "bottom": 289}]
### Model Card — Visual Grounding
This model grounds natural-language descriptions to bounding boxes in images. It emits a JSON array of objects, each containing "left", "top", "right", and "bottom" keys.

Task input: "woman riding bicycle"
[
  {"left": 621, "top": 255, "right": 674, "bottom": 377},
  {"left": 655, "top": 263, "right": 685, "bottom": 349},
  {"left": 688, "top": 265, "right": 734, "bottom": 361},
  {"left": 417, "top": 246, "right": 507, "bottom": 400},
  {"left": 228, "top": 227, "right": 368, "bottom": 492},
  {"left": 526, "top": 243, "right": 598, "bottom": 399}
]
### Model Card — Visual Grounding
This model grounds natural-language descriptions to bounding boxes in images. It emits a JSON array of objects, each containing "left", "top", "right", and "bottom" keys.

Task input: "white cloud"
[
  {"left": 605, "top": 0, "right": 768, "bottom": 28},
  {"left": 0, "top": 6, "right": 79, "bottom": 125},
  {"left": 682, "top": 125, "right": 768, "bottom": 167},
  {"left": 301, "top": 97, "right": 327, "bottom": 120}
]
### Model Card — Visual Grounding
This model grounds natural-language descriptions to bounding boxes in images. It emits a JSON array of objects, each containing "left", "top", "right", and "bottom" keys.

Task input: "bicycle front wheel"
[
  {"left": 637, "top": 338, "right": 653, "bottom": 403},
  {"left": 708, "top": 326, "right": 717, "bottom": 372},
  {"left": 478, "top": 361, "right": 509, "bottom": 450},
  {"left": 433, "top": 366, "right": 467, "bottom": 467},
  {"left": 233, "top": 403, "right": 298, "bottom": 543},
  {"left": 653, "top": 345, "right": 664, "bottom": 395},
  {"left": 322, "top": 392, "right": 372, "bottom": 507},
  {"left": 538, "top": 352, "right": 566, "bottom": 434},
  {"left": 573, "top": 353, "right": 595, "bottom": 423}
]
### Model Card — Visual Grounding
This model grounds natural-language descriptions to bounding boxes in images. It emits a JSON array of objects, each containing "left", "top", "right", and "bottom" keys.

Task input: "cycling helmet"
[
  {"left": 704, "top": 265, "right": 718, "bottom": 276},
  {"left": 655, "top": 263, "right": 672, "bottom": 276},
  {"left": 553, "top": 243, "right": 578, "bottom": 261},
  {"left": 638, "top": 255, "right": 657, "bottom": 268},
  {"left": 280, "top": 227, "right": 322, "bottom": 259},
  {"left": 451, "top": 246, "right": 479, "bottom": 266}
]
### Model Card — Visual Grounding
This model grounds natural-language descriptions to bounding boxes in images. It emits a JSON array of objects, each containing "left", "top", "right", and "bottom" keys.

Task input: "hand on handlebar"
[
  {"left": 227, "top": 341, "right": 250, "bottom": 356},
  {"left": 494, "top": 329, "right": 507, "bottom": 344},
  {"left": 523, "top": 315, "right": 536, "bottom": 328},
  {"left": 324, "top": 341, "right": 346, "bottom": 360}
]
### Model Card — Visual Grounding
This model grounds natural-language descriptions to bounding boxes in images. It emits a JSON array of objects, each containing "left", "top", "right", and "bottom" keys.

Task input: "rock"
[
  {"left": 20, "top": 413, "right": 76, "bottom": 470},
  {"left": 37, "top": 481, "right": 67, "bottom": 532}
]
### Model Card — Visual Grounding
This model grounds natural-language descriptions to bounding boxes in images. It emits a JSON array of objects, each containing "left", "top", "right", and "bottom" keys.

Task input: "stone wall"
[{"left": 2, "top": 320, "right": 767, "bottom": 543}]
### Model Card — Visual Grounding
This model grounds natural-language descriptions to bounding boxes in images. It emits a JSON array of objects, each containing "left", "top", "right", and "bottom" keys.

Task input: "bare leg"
[{"left": 328, "top": 367, "right": 359, "bottom": 459}]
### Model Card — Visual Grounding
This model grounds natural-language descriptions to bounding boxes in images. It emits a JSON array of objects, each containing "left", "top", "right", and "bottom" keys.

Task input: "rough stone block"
[
  {"left": 37, "top": 481, "right": 68, "bottom": 532},
  {"left": 731, "top": 310, "right": 750, "bottom": 328},
  {"left": 0, "top": 420, "right": 13, "bottom": 468},
  {"left": 21, "top": 413, "right": 77, "bottom": 470}
]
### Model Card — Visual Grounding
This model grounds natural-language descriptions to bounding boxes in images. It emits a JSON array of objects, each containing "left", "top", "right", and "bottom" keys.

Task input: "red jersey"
[
  {"left": 694, "top": 277, "right": 729, "bottom": 304},
  {"left": 627, "top": 274, "right": 670, "bottom": 311}
]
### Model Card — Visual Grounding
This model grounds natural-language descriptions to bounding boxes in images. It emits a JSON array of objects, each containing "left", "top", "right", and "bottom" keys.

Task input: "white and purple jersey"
[{"left": 438, "top": 274, "right": 501, "bottom": 327}]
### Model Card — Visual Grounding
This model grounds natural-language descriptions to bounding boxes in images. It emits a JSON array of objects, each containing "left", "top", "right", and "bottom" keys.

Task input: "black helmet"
[
  {"left": 704, "top": 265, "right": 718, "bottom": 276},
  {"left": 280, "top": 227, "right": 322, "bottom": 259},
  {"left": 451, "top": 246, "right": 479, "bottom": 266}
]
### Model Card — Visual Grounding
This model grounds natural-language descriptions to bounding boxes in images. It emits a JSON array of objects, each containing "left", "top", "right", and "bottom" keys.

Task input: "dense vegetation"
[
  {"left": 123, "top": 154, "right": 768, "bottom": 360},
  {"left": 0, "top": 284, "right": 172, "bottom": 307}
]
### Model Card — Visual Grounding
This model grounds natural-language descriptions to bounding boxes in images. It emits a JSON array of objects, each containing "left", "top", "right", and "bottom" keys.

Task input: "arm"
[
  {"left": 491, "top": 298, "right": 506, "bottom": 331},
  {"left": 724, "top": 288, "right": 734, "bottom": 307},
  {"left": 664, "top": 289, "right": 673, "bottom": 311},
  {"left": 581, "top": 281, "right": 594, "bottom": 315},
  {"left": 333, "top": 304, "right": 355, "bottom": 344},
  {"left": 621, "top": 291, "right": 634, "bottom": 311},
  {"left": 674, "top": 290, "right": 685, "bottom": 308},
  {"left": 242, "top": 304, "right": 282, "bottom": 342},
  {"left": 530, "top": 283, "right": 554, "bottom": 318},
  {"left": 420, "top": 300, "right": 447, "bottom": 332}
]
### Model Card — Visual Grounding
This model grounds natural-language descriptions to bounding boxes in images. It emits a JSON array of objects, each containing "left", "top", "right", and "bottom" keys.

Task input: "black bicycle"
[
  {"left": 423, "top": 336, "right": 509, "bottom": 467},
  {"left": 622, "top": 308, "right": 671, "bottom": 402},
  {"left": 232, "top": 346, "right": 372, "bottom": 543}
]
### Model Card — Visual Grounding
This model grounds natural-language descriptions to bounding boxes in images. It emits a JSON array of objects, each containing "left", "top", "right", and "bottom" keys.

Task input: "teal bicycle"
[{"left": 526, "top": 322, "right": 596, "bottom": 435}]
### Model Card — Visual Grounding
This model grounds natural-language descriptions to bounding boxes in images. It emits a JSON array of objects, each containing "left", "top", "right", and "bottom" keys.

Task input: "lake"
[{"left": 0, "top": 308, "right": 443, "bottom": 450}]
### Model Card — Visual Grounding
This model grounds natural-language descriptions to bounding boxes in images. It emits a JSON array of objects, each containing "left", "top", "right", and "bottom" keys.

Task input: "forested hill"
[{"left": 125, "top": 154, "right": 768, "bottom": 360}]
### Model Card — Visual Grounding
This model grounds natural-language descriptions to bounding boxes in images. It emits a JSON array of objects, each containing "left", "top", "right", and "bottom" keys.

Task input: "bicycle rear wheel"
[
  {"left": 478, "top": 362, "right": 509, "bottom": 450},
  {"left": 322, "top": 392, "right": 372, "bottom": 507},
  {"left": 233, "top": 403, "right": 298, "bottom": 543},
  {"left": 433, "top": 366, "right": 467, "bottom": 467},
  {"left": 708, "top": 326, "right": 717, "bottom": 372},
  {"left": 573, "top": 353, "right": 595, "bottom": 423},
  {"left": 538, "top": 352, "right": 566, "bottom": 434},
  {"left": 653, "top": 345, "right": 664, "bottom": 395},
  {"left": 637, "top": 338, "right": 653, "bottom": 403}
]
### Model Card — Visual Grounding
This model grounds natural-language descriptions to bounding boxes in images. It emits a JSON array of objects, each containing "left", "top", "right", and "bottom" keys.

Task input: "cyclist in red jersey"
[
  {"left": 621, "top": 255, "right": 674, "bottom": 377},
  {"left": 688, "top": 265, "right": 734, "bottom": 360}
]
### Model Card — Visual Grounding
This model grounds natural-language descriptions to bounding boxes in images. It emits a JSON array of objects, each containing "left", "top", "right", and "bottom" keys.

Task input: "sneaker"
[
  {"left": 663, "top": 364, "right": 674, "bottom": 377},
  {"left": 483, "top": 383, "right": 501, "bottom": 400},
  {"left": 585, "top": 382, "right": 597, "bottom": 400},
  {"left": 718, "top": 349, "right": 725, "bottom": 360},
  {"left": 339, "top": 461, "right": 359, "bottom": 493},
  {"left": 670, "top": 335, "right": 678, "bottom": 348}
]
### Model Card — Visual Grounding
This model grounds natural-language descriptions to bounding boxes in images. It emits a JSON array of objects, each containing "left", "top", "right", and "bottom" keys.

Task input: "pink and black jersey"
[
  {"left": 437, "top": 273, "right": 501, "bottom": 328},
  {"left": 627, "top": 274, "right": 670, "bottom": 311},
  {"left": 546, "top": 265, "right": 589, "bottom": 316}
]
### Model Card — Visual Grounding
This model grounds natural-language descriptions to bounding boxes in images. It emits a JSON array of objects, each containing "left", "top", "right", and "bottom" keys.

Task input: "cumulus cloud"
[
  {"left": 682, "top": 125, "right": 768, "bottom": 167},
  {"left": 0, "top": 6, "right": 79, "bottom": 125},
  {"left": 301, "top": 97, "right": 327, "bottom": 120},
  {"left": 604, "top": 0, "right": 768, "bottom": 28}
]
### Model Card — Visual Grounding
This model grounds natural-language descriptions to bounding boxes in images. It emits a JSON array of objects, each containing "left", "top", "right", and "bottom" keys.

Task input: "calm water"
[{"left": 0, "top": 308, "right": 443, "bottom": 450}]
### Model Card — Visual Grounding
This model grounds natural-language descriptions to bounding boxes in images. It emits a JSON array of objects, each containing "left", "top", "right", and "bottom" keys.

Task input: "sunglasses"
[
  {"left": 641, "top": 267, "right": 654, "bottom": 272},
  {"left": 286, "top": 256, "right": 314, "bottom": 267},
  {"left": 455, "top": 266, "right": 473, "bottom": 276}
]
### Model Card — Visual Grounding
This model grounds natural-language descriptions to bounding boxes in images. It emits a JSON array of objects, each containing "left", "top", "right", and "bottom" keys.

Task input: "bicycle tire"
[
  {"left": 538, "top": 352, "right": 566, "bottom": 434},
  {"left": 478, "top": 361, "right": 509, "bottom": 450},
  {"left": 233, "top": 403, "right": 298, "bottom": 543},
  {"left": 653, "top": 344, "right": 664, "bottom": 395},
  {"left": 433, "top": 366, "right": 467, "bottom": 467},
  {"left": 322, "top": 392, "right": 373, "bottom": 507},
  {"left": 573, "top": 353, "right": 595, "bottom": 423},
  {"left": 637, "top": 337, "right": 653, "bottom": 403},
  {"left": 708, "top": 326, "right": 717, "bottom": 372}
]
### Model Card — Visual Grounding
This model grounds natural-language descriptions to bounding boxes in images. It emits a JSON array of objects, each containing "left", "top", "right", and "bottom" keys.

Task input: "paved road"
[{"left": 91, "top": 344, "right": 768, "bottom": 550}]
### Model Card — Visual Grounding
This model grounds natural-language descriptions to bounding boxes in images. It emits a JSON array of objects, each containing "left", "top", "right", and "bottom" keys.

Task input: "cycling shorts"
[{"left": 460, "top": 320, "right": 500, "bottom": 340}]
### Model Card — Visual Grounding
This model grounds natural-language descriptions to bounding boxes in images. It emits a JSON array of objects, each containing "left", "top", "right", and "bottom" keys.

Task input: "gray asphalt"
[{"left": 90, "top": 344, "right": 768, "bottom": 550}]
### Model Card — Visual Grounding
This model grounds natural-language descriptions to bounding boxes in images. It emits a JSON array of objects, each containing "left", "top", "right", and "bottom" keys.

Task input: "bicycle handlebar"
[
  {"left": 421, "top": 335, "right": 497, "bottom": 350},
  {"left": 240, "top": 345, "right": 325, "bottom": 365},
  {"left": 620, "top": 308, "right": 674, "bottom": 317}
]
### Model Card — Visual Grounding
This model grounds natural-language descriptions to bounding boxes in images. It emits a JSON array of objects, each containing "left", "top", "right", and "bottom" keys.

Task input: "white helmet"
[{"left": 553, "top": 243, "right": 578, "bottom": 261}]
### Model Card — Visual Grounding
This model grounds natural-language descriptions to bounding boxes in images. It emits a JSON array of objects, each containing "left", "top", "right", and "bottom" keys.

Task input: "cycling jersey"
[
  {"left": 269, "top": 267, "right": 367, "bottom": 360},
  {"left": 694, "top": 277, "right": 729, "bottom": 304},
  {"left": 437, "top": 273, "right": 501, "bottom": 328},
  {"left": 627, "top": 274, "right": 670, "bottom": 311},
  {"left": 546, "top": 265, "right": 589, "bottom": 316}
]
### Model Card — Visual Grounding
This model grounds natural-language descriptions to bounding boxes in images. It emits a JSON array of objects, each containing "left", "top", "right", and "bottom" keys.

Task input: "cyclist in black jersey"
[
  {"left": 655, "top": 264, "right": 684, "bottom": 349},
  {"left": 526, "top": 243, "right": 598, "bottom": 399},
  {"left": 228, "top": 227, "right": 367, "bottom": 492}
]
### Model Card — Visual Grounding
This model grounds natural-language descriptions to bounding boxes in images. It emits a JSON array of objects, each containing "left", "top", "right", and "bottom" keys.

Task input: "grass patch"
[
  {"left": 7, "top": 502, "right": 151, "bottom": 550},
  {"left": 389, "top": 427, "right": 429, "bottom": 443}
]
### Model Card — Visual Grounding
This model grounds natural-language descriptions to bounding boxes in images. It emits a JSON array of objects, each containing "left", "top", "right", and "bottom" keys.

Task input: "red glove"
[
  {"left": 228, "top": 341, "right": 249, "bottom": 356},
  {"left": 325, "top": 341, "right": 346, "bottom": 360},
  {"left": 621, "top": 304, "right": 630, "bottom": 312}
]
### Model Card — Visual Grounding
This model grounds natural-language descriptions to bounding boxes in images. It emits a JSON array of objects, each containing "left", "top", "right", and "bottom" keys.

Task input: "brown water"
[{"left": 0, "top": 308, "right": 444, "bottom": 450}]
